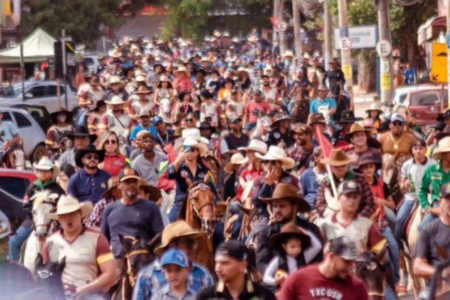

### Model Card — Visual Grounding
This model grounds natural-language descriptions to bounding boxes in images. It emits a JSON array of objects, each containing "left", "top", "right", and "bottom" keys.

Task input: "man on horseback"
[
  {"left": 8, "top": 157, "right": 65, "bottom": 262},
  {"left": 346, "top": 123, "right": 382, "bottom": 170},
  {"left": 255, "top": 183, "right": 323, "bottom": 273},
  {"left": 0, "top": 110, "right": 24, "bottom": 170}
]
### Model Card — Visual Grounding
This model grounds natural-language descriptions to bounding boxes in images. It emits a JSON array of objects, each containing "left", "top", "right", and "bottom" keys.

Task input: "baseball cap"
[
  {"left": 329, "top": 237, "right": 362, "bottom": 261},
  {"left": 216, "top": 241, "right": 249, "bottom": 262},
  {"left": 118, "top": 168, "right": 141, "bottom": 182},
  {"left": 391, "top": 113, "right": 405, "bottom": 124},
  {"left": 253, "top": 89, "right": 263, "bottom": 95},
  {"left": 161, "top": 248, "right": 189, "bottom": 268},
  {"left": 338, "top": 180, "right": 360, "bottom": 196},
  {"left": 152, "top": 116, "right": 164, "bottom": 126},
  {"left": 228, "top": 115, "right": 243, "bottom": 124},
  {"left": 441, "top": 183, "right": 450, "bottom": 199}
]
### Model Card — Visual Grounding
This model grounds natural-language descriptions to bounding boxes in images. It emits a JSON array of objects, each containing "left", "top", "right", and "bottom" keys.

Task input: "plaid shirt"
[
  {"left": 133, "top": 258, "right": 214, "bottom": 300},
  {"left": 86, "top": 197, "right": 114, "bottom": 228},
  {"left": 287, "top": 145, "right": 313, "bottom": 172},
  {"left": 0, "top": 261, "right": 37, "bottom": 298},
  {"left": 316, "top": 170, "right": 375, "bottom": 218}
]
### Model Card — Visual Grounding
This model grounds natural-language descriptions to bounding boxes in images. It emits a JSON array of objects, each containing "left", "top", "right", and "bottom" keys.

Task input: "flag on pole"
[{"left": 315, "top": 126, "right": 333, "bottom": 158}]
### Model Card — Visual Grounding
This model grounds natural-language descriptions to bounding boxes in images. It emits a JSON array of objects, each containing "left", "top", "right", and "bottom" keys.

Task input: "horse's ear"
[
  {"left": 186, "top": 177, "right": 193, "bottom": 189},
  {"left": 59, "top": 257, "right": 66, "bottom": 272},
  {"left": 35, "top": 253, "right": 44, "bottom": 268}
]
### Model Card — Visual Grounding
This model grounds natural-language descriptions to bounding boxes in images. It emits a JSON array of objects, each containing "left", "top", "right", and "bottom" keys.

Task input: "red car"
[
  {"left": 406, "top": 87, "right": 448, "bottom": 127},
  {"left": 0, "top": 169, "right": 37, "bottom": 200}
]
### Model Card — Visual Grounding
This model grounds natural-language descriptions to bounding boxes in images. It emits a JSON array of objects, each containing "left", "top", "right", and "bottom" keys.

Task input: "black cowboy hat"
[
  {"left": 67, "top": 127, "right": 97, "bottom": 144},
  {"left": 94, "top": 100, "right": 106, "bottom": 113},
  {"left": 75, "top": 144, "right": 105, "bottom": 168},
  {"left": 50, "top": 109, "right": 73, "bottom": 125},
  {"left": 337, "top": 110, "right": 363, "bottom": 124},
  {"left": 356, "top": 152, "right": 382, "bottom": 170},
  {"left": 270, "top": 112, "right": 291, "bottom": 129},
  {"left": 198, "top": 121, "right": 215, "bottom": 131}
]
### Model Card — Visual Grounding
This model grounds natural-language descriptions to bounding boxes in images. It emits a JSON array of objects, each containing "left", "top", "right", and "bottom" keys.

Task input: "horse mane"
[{"left": 32, "top": 190, "right": 57, "bottom": 208}]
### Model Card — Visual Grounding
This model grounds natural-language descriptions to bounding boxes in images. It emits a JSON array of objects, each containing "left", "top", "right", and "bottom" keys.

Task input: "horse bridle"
[
  {"left": 188, "top": 183, "right": 215, "bottom": 222},
  {"left": 32, "top": 200, "right": 57, "bottom": 234},
  {"left": 125, "top": 249, "right": 149, "bottom": 288}
]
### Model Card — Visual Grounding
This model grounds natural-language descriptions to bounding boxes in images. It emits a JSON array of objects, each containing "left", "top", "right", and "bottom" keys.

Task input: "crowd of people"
[{"left": 0, "top": 31, "right": 449, "bottom": 300}]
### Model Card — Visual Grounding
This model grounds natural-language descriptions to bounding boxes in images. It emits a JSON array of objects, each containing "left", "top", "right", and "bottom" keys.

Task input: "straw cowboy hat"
[
  {"left": 105, "top": 95, "right": 126, "bottom": 106},
  {"left": 269, "top": 222, "right": 311, "bottom": 249},
  {"left": 183, "top": 137, "right": 208, "bottom": 157},
  {"left": 33, "top": 157, "right": 59, "bottom": 180},
  {"left": 225, "top": 153, "right": 249, "bottom": 173},
  {"left": 320, "top": 149, "right": 356, "bottom": 167},
  {"left": 307, "top": 113, "right": 326, "bottom": 126},
  {"left": 174, "top": 66, "right": 188, "bottom": 76},
  {"left": 108, "top": 75, "right": 124, "bottom": 87},
  {"left": 238, "top": 139, "right": 268, "bottom": 155},
  {"left": 255, "top": 146, "right": 295, "bottom": 170},
  {"left": 260, "top": 183, "right": 311, "bottom": 212},
  {"left": 154, "top": 221, "right": 206, "bottom": 256},
  {"left": 345, "top": 123, "right": 372, "bottom": 142},
  {"left": 283, "top": 50, "right": 294, "bottom": 59},
  {"left": 78, "top": 96, "right": 92, "bottom": 106},
  {"left": 135, "top": 86, "right": 152, "bottom": 95},
  {"left": 433, "top": 136, "right": 450, "bottom": 160},
  {"left": 365, "top": 103, "right": 383, "bottom": 115},
  {"left": 135, "top": 75, "right": 146, "bottom": 83},
  {"left": 47, "top": 195, "right": 93, "bottom": 220},
  {"left": 101, "top": 177, "right": 121, "bottom": 199},
  {"left": 139, "top": 179, "right": 162, "bottom": 202}
]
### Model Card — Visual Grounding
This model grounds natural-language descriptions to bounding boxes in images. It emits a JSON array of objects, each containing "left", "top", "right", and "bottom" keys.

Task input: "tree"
[{"left": 20, "top": 0, "right": 150, "bottom": 46}]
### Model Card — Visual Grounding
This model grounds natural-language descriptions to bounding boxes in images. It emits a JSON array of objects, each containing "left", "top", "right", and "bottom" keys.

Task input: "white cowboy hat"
[
  {"left": 238, "top": 139, "right": 268, "bottom": 155},
  {"left": 303, "top": 52, "right": 311, "bottom": 59},
  {"left": 225, "top": 153, "right": 249, "bottom": 173},
  {"left": 135, "top": 75, "right": 146, "bottom": 82},
  {"left": 181, "top": 128, "right": 209, "bottom": 145},
  {"left": 174, "top": 66, "right": 188, "bottom": 76},
  {"left": 105, "top": 95, "right": 126, "bottom": 105},
  {"left": 200, "top": 57, "right": 211, "bottom": 64},
  {"left": 255, "top": 146, "right": 295, "bottom": 170},
  {"left": 223, "top": 31, "right": 230, "bottom": 37},
  {"left": 232, "top": 37, "right": 240, "bottom": 43},
  {"left": 237, "top": 67, "right": 249, "bottom": 75},
  {"left": 283, "top": 50, "right": 294, "bottom": 59},
  {"left": 433, "top": 136, "right": 450, "bottom": 160},
  {"left": 213, "top": 30, "right": 222, "bottom": 38},
  {"left": 47, "top": 195, "right": 93, "bottom": 220},
  {"left": 109, "top": 76, "right": 124, "bottom": 86},
  {"left": 33, "top": 157, "right": 59, "bottom": 179},
  {"left": 183, "top": 137, "right": 208, "bottom": 157}
]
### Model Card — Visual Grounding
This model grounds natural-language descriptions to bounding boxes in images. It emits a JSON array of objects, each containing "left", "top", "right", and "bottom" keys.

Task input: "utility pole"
[
  {"left": 377, "top": 0, "right": 394, "bottom": 105},
  {"left": 62, "top": 29, "right": 68, "bottom": 109},
  {"left": 323, "top": 0, "right": 333, "bottom": 70},
  {"left": 292, "top": 0, "right": 302, "bottom": 60},
  {"left": 278, "top": 0, "right": 287, "bottom": 55},
  {"left": 273, "top": 0, "right": 278, "bottom": 45},
  {"left": 337, "top": 0, "right": 354, "bottom": 106}
]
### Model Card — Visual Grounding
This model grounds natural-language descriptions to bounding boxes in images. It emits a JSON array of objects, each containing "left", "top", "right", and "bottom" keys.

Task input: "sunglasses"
[
  {"left": 85, "top": 154, "right": 99, "bottom": 161},
  {"left": 105, "top": 139, "right": 117, "bottom": 145},
  {"left": 392, "top": 121, "right": 404, "bottom": 127},
  {"left": 183, "top": 146, "right": 197, "bottom": 152},
  {"left": 186, "top": 119, "right": 194, "bottom": 123}
]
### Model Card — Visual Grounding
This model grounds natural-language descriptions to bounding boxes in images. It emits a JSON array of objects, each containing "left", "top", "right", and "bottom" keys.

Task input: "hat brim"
[
  {"left": 365, "top": 109, "right": 383, "bottom": 115},
  {"left": 75, "top": 149, "right": 105, "bottom": 168},
  {"left": 255, "top": 153, "right": 295, "bottom": 170},
  {"left": 345, "top": 130, "right": 372, "bottom": 142},
  {"left": 105, "top": 100, "right": 127, "bottom": 105},
  {"left": 67, "top": 133, "right": 97, "bottom": 144},
  {"left": 432, "top": 148, "right": 450, "bottom": 160},
  {"left": 188, "top": 143, "right": 208, "bottom": 157},
  {"left": 140, "top": 184, "right": 162, "bottom": 202},
  {"left": 237, "top": 146, "right": 267, "bottom": 155},
  {"left": 337, "top": 118, "right": 363, "bottom": 124},
  {"left": 47, "top": 201, "right": 93, "bottom": 221},
  {"left": 50, "top": 111, "right": 73, "bottom": 124},
  {"left": 154, "top": 231, "right": 206, "bottom": 256},
  {"left": 120, "top": 175, "right": 141, "bottom": 182},
  {"left": 102, "top": 185, "right": 121, "bottom": 199},
  {"left": 224, "top": 157, "right": 249, "bottom": 173},
  {"left": 33, "top": 164, "right": 59, "bottom": 180},
  {"left": 320, "top": 156, "right": 356, "bottom": 167},
  {"left": 269, "top": 231, "right": 311, "bottom": 249},
  {"left": 260, "top": 196, "right": 311, "bottom": 212}
]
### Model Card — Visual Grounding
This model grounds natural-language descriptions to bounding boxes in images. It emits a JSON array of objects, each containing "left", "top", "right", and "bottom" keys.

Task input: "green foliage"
[{"left": 20, "top": 0, "right": 149, "bottom": 46}]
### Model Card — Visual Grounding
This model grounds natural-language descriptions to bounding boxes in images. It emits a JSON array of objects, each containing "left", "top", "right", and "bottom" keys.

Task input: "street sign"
[
  {"left": 340, "top": 37, "right": 352, "bottom": 51},
  {"left": 430, "top": 43, "right": 448, "bottom": 83},
  {"left": 376, "top": 40, "right": 392, "bottom": 58},
  {"left": 334, "top": 25, "right": 377, "bottom": 50}
]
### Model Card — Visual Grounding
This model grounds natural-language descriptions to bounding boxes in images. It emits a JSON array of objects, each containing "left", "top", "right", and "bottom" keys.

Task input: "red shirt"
[
  {"left": 101, "top": 154, "right": 126, "bottom": 178},
  {"left": 237, "top": 165, "right": 263, "bottom": 200},
  {"left": 244, "top": 100, "right": 271, "bottom": 123},
  {"left": 280, "top": 264, "right": 368, "bottom": 300}
]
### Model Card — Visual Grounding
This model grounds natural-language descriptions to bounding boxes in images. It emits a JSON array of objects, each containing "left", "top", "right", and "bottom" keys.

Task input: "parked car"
[
  {"left": 0, "top": 107, "right": 47, "bottom": 163},
  {"left": 392, "top": 84, "right": 437, "bottom": 107},
  {"left": 0, "top": 81, "right": 78, "bottom": 113},
  {"left": 0, "top": 168, "right": 36, "bottom": 199},
  {"left": 403, "top": 87, "right": 448, "bottom": 127}
]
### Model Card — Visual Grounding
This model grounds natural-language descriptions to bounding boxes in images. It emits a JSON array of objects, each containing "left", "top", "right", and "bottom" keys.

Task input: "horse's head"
[
  {"left": 31, "top": 191, "right": 58, "bottom": 238},
  {"left": 119, "top": 234, "right": 160, "bottom": 287},
  {"left": 187, "top": 181, "right": 216, "bottom": 235},
  {"left": 35, "top": 253, "right": 66, "bottom": 300},
  {"left": 355, "top": 251, "right": 386, "bottom": 300}
]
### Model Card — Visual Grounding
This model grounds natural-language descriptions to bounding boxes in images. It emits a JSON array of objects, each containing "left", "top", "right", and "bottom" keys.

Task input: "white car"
[
  {"left": 0, "top": 107, "right": 47, "bottom": 163},
  {"left": 392, "top": 84, "right": 437, "bottom": 107},
  {"left": 0, "top": 81, "right": 78, "bottom": 113}
]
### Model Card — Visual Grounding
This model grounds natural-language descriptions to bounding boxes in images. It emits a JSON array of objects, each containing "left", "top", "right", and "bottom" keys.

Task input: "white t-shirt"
[{"left": 401, "top": 157, "right": 436, "bottom": 201}]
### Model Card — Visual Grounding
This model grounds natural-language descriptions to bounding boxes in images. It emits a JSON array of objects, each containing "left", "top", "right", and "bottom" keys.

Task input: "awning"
[{"left": 417, "top": 16, "right": 446, "bottom": 45}]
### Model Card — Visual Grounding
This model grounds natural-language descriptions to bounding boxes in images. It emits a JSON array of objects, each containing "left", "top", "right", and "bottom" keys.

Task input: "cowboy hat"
[
  {"left": 139, "top": 179, "right": 162, "bottom": 202},
  {"left": 255, "top": 146, "right": 295, "bottom": 170},
  {"left": 200, "top": 56, "right": 211, "bottom": 64},
  {"left": 303, "top": 52, "right": 311, "bottom": 60},
  {"left": 225, "top": 153, "right": 249, "bottom": 173},
  {"left": 101, "top": 177, "right": 121, "bottom": 199},
  {"left": 181, "top": 128, "right": 209, "bottom": 145},
  {"left": 238, "top": 139, "right": 268, "bottom": 155},
  {"left": 338, "top": 110, "right": 363, "bottom": 124},
  {"left": 47, "top": 195, "right": 93, "bottom": 220},
  {"left": 307, "top": 113, "right": 326, "bottom": 126},
  {"left": 109, "top": 75, "right": 124, "bottom": 86},
  {"left": 213, "top": 30, "right": 222, "bottom": 38},
  {"left": 237, "top": 67, "right": 249, "bottom": 75},
  {"left": 283, "top": 50, "right": 294, "bottom": 59},
  {"left": 67, "top": 127, "right": 97, "bottom": 144},
  {"left": 269, "top": 222, "right": 311, "bottom": 249},
  {"left": 135, "top": 75, "right": 146, "bottom": 82},
  {"left": 154, "top": 221, "right": 206, "bottom": 256},
  {"left": 78, "top": 96, "right": 92, "bottom": 106},
  {"left": 345, "top": 123, "right": 372, "bottom": 142},
  {"left": 135, "top": 86, "right": 152, "bottom": 95},
  {"left": 260, "top": 183, "right": 311, "bottom": 212},
  {"left": 433, "top": 136, "right": 450, "bottom": 160},
  {"left": 75, "top": 144, "right": 106, "bottom": 168},
  {"left": 105, "top": 95, "right": 126, "bottom": 106},
  {"left": 33, "top": 157, "right": 59, "bottom": 180},
  {"left": 357, "top": 152, "right": 382, "bottom": 170},
  {"left": 320, "top": 149, "right": 356, "bottom": 167},
  {"left": 50, "top": 109, "right": 73, "bottom": 125},
  {"left": 157, "top": 76, "right": 173, "bottom": 89},
  {"left": 271, "top": 112, "right": 291, "bottom": 129},
  {"left": 183, "top": 137, "right": 208, "bottom": 157},
  {"left": 365, "top": 103, "right": 383, "bottom": 115},
  {"left": 174, "top": 66, "right": 188, "bottom": 76}
]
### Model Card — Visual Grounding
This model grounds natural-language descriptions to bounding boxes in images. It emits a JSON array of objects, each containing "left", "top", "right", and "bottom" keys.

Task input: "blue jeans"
[
  {"left": 395, "top": 200, "right": 415, "bottom": 248},
  {"left": 244, "top": 122, "right": 257, "bottom": 132},
  {"left": 168, "top": 200, "right": 183, "bottom": 223},
  {"left": 382, "top": 227, "right": 400, "bottom": 285},
  {"left": 419, "top": 202, "right": 440, "bottom": 233},
  {"left": 8, "top": 224, "right": 33, "bottom": 262}
]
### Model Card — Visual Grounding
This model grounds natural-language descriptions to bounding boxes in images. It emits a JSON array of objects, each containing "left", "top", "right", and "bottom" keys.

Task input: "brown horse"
[
  {"left": 355, "top": 251, "right": 389, "bottom": 300},
  {"left": 183, "top": 180, "right": 216, "bottom": 273}
]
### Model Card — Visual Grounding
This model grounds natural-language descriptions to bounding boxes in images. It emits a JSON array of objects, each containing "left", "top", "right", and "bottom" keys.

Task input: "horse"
[
  {"left": 355, "top": 251, "right": 390, "bottom": 300},
  {"left": 110, "top": 234, "right": 160, "bottom": 300},
  {"left": 33, "top": 253, "right": 66, "bottom": 300},
  {"left": 22, "top": 191, "right": 59, "bottom": 274},
  {"left": 182, "top": 179, "right": 217, "bottom": 273}
]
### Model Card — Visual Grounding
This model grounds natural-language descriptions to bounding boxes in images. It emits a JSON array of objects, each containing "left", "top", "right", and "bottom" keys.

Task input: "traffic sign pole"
[
  {"left": 337, "top": 0, "right": 354, "bottom": 108},
  {"left": 377, "top": 0, "right": 393, "bottom": 105}
]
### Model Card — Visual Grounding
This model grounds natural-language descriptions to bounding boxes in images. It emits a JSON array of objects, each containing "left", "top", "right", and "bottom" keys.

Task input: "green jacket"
[{"left": 418, "top": 161, "right": 450, "bottom": 209}]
